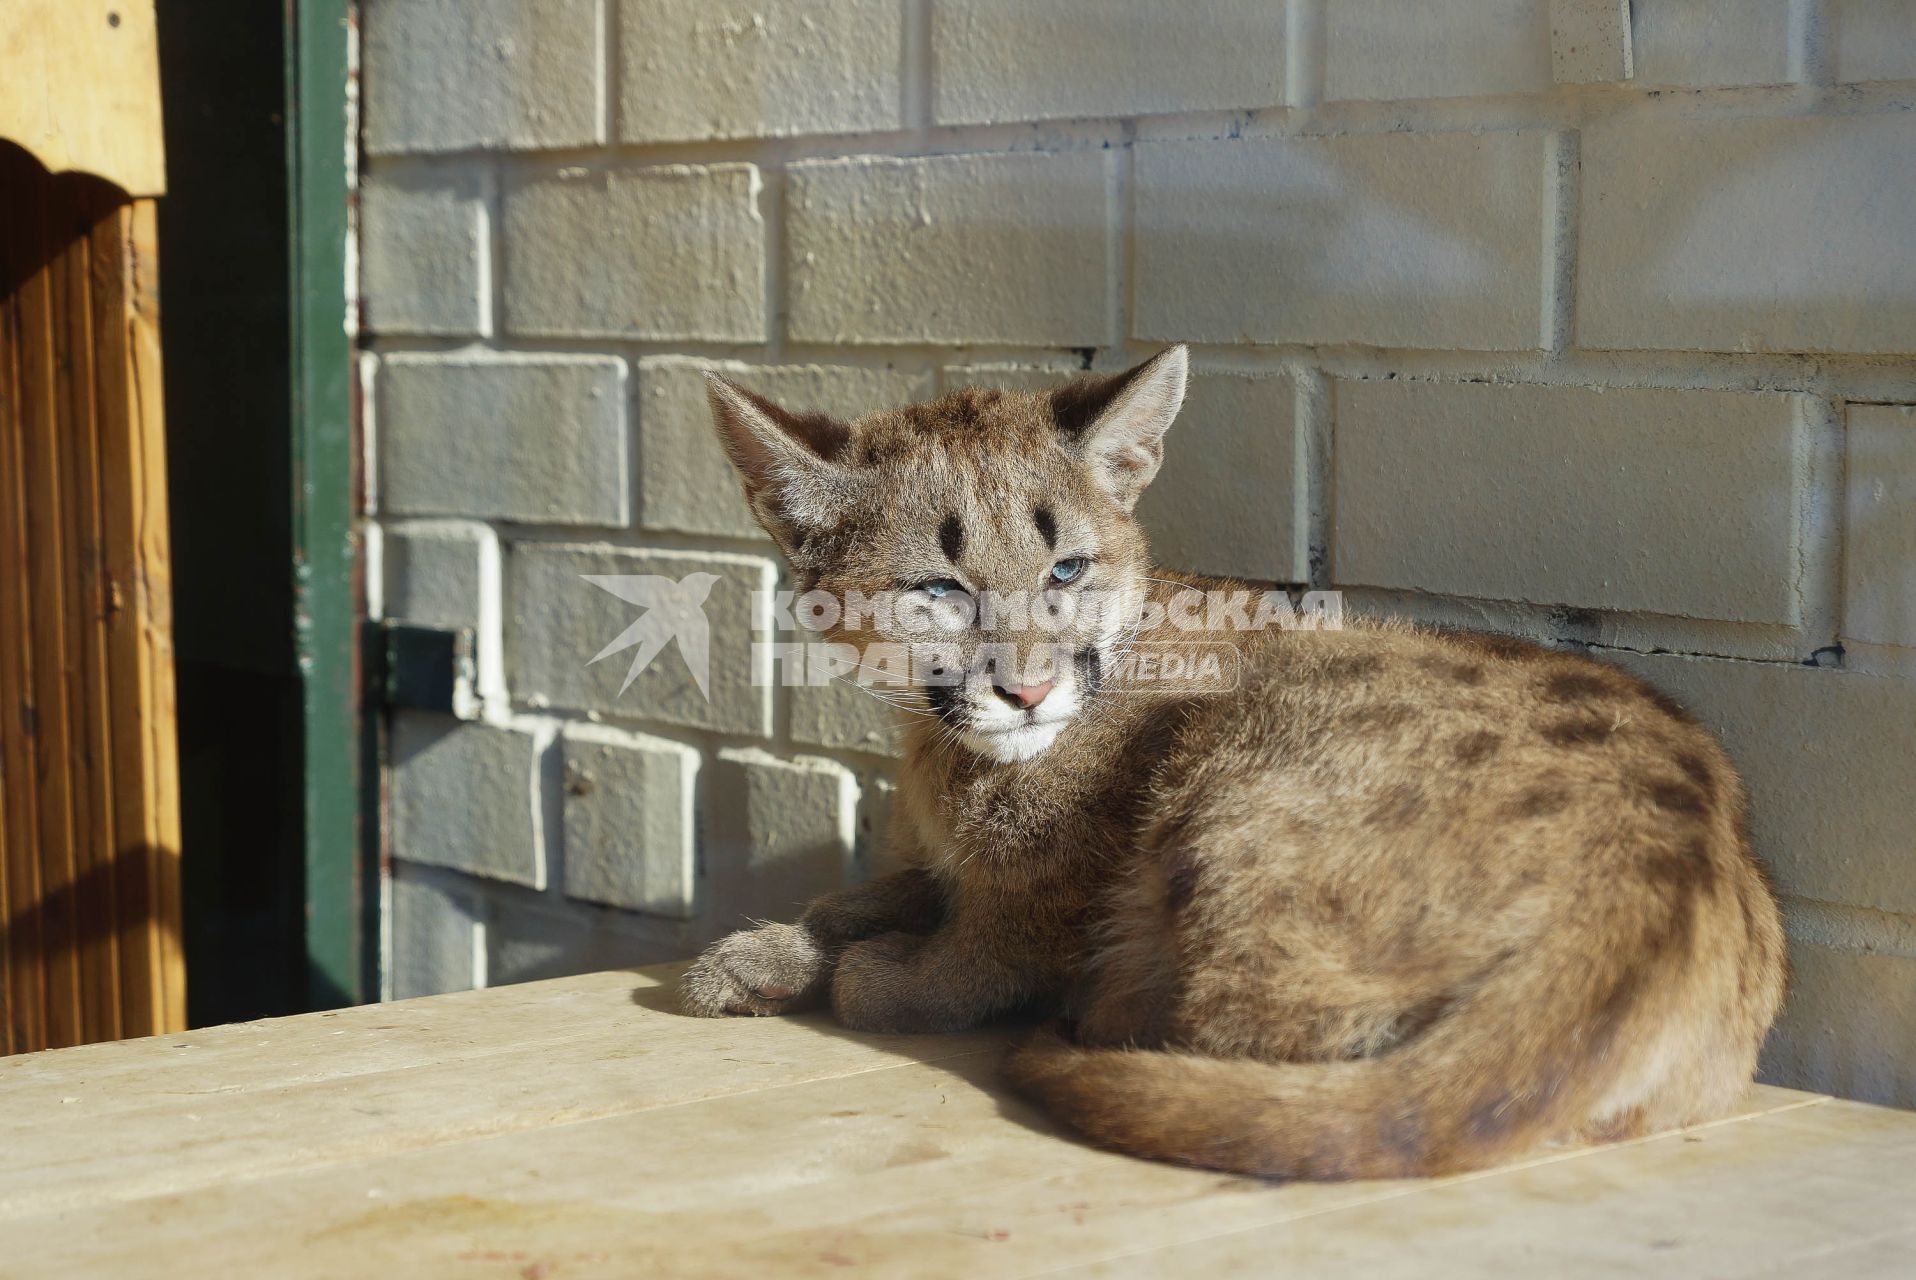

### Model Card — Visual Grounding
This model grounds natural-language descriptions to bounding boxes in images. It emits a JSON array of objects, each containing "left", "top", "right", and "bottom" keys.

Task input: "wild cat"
[{"left": 680, "top": 346, "right": 1786, "bottom": 1179}]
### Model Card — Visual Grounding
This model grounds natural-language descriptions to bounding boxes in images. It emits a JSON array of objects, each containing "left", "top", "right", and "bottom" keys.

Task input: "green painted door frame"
[{"left": 287, "top": 0, "right": 374, "bottom": 1006}]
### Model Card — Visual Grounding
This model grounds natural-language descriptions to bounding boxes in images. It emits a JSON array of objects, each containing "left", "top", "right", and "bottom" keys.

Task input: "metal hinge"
[{"left": 373, "top": 621, "right": 480, "bottom": 720}]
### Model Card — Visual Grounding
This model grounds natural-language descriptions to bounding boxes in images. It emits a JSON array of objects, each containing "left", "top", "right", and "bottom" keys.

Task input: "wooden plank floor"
[{"left": 3, "top": 963, "right": 1914, "bottom": 1278}]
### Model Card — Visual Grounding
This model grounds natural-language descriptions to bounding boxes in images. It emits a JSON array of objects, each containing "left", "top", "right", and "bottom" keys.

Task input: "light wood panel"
[
  {"left": 0, "top": 142, "right": 183, "bottom": 1053},
  {"left": 4, "top": 964, "right": 1915, "bottom": 1278},
  {"left": 0, "top": 1, "right": 165, "bottom": 197}
]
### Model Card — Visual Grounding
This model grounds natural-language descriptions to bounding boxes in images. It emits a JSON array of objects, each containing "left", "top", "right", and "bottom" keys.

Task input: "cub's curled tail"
[
  {"left": 1005, "top": 1030, "right": 1575, "bottom": 1181},
  {"left": 1004, "top": 912, "right": 1771, "bottom": 1180}
]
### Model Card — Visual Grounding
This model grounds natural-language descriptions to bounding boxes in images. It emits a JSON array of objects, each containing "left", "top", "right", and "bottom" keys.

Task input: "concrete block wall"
[{"left": 358, "top": 0, "right": 1916, "bottom": 1108}]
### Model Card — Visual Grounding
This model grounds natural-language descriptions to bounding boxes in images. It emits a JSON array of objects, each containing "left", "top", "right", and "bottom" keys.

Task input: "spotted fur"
[{"left": 682, "top": 347, "right": 1787, "bottom": 1181}]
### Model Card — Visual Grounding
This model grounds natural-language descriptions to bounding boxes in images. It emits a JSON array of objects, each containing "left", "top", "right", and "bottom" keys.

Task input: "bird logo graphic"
[{"left": 582, "top": 573, "right": 721, "bottom": 697}]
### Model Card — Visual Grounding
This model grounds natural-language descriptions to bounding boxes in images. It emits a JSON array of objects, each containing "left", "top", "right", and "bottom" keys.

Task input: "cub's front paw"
[{"left": 679, "top": 923, "right": 828, "bottom": 1017}]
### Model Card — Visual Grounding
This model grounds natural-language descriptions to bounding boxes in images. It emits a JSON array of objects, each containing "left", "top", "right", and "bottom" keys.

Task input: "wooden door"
[{"left": 0, "top": 143, "right": 185, "bottom": 1051}]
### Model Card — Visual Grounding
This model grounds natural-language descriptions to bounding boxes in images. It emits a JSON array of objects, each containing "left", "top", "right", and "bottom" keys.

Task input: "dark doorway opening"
[{"left": 155, "top": 0, "right": 307, "bottom": 1025}]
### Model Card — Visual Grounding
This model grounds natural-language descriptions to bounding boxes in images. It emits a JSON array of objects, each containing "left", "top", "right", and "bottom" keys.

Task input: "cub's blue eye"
[
  {"left": 1049, "top": 558, "right": 1088, "bottom": 585},
  {"left": 919, "top": 578, "right": 963, "bottom": 598}
]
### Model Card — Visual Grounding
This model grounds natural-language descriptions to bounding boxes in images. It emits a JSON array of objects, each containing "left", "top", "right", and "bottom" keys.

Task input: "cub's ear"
[
  {"left": 703, "top": 372, "right": 854, "bottom": 557},
  {"left": 1048, "top": 345, "right": 1187, "bottom": 510}
]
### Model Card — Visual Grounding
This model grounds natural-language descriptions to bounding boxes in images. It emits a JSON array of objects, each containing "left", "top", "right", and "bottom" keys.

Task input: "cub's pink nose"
[{"left": 994, "top": 679, "right": 1055, "bottom": 710}]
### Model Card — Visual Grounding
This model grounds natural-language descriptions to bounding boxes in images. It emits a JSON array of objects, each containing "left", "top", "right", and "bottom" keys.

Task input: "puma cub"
[{"left": 681, "top": 347, "right": 1786, "bottom": 1179}]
